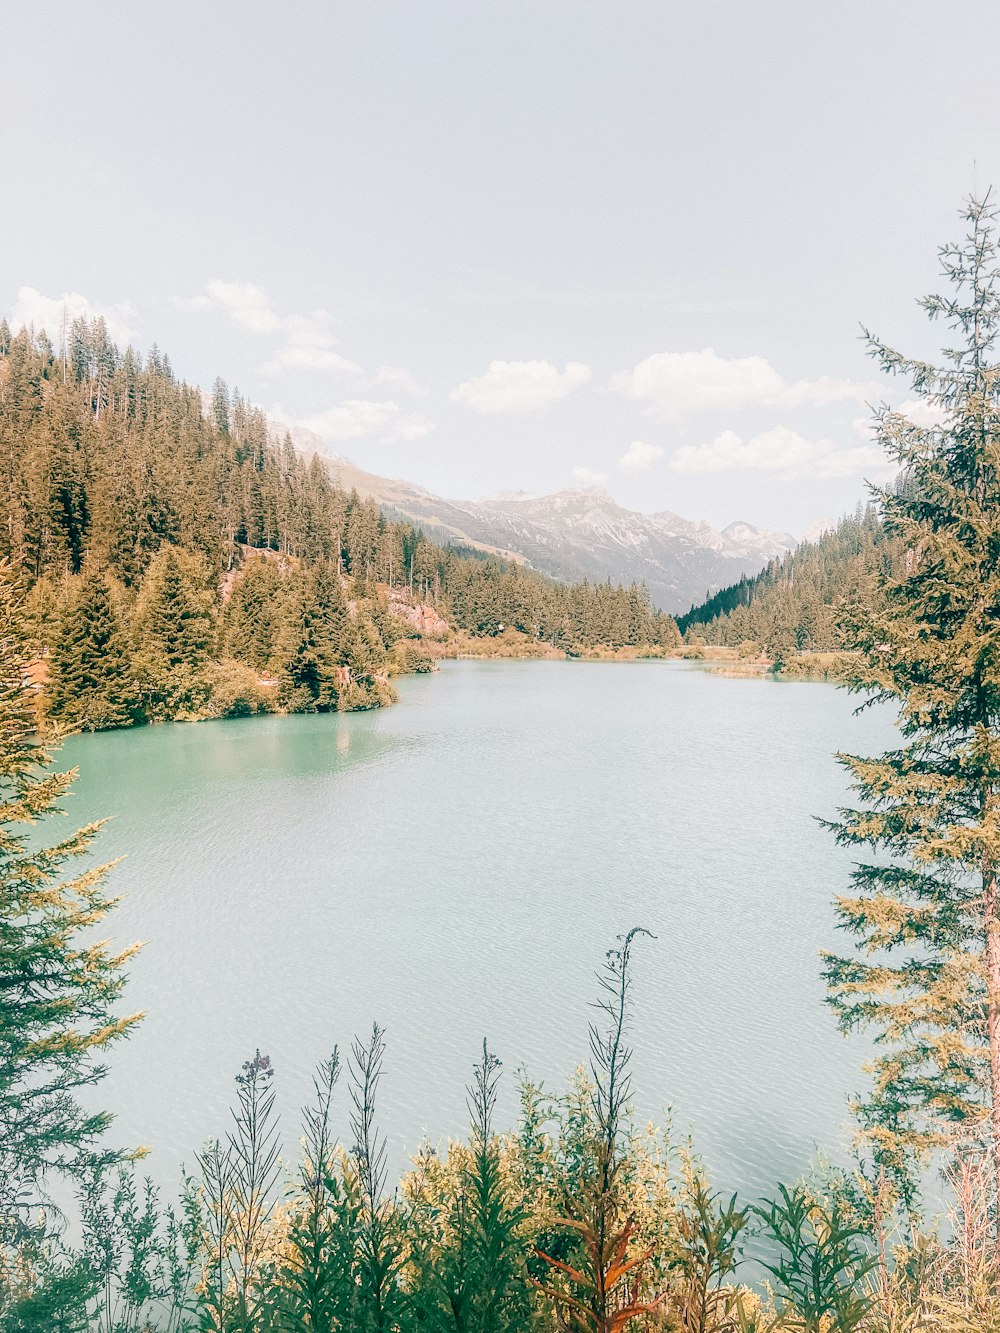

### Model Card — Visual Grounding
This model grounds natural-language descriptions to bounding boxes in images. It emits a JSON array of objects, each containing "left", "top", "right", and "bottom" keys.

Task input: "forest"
[
  {"left": 5, "top": 193, "right": 1000, "bottom": 1332},
  {"left": 0, "top": 319, "right": 679, "bottom": 731},
  {"left": 677, "top": 506, "right": 896, "bottom": 663}
]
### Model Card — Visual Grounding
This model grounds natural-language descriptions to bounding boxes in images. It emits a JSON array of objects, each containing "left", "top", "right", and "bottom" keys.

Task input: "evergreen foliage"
[
  {"left": 0, "top": 562, "right": 140, "bottom": 1221},
  {"left": 822, "top": 195, "right": 1000, "bottom": 1238},
  {"left": 131, "top": 548, "right": 215, "bottom": 719},
  {"left": 47, "top": 572, "right": 137, "bottom": 731},
  {"left": 272, "top": 563, "right": 352, "bottom": 712}
]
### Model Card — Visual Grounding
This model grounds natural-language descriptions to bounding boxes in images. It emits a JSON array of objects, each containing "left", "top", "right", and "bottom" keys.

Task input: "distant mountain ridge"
[
  {"left": 676, "top": 503, "right": 888, "bottom": 648},
  {"left": 277, "top": 426, "right": 796, "bottom": 614}
]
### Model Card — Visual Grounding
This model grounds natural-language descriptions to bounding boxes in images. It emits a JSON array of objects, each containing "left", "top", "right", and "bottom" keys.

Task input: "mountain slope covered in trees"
[
  {"left": 676, "top": 503, "right": 897, "bottom": 659},
  {"left": 0, "top": 318, "right": 680, "bottom": 730}
]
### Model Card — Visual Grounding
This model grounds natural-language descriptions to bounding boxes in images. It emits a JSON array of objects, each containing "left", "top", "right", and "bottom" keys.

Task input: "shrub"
[
  {"left": 396, "top": 643, "right": 435, "bottom": 674},
  {"left": 204, "top": 660, "right": 275, "bottom": 718}
]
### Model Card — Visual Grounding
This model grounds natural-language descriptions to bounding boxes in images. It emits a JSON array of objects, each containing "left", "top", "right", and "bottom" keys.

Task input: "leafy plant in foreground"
[
  {"left": 533, "top": 926, "right": 665, "bottom": 1332},
  {"left": 674, "top": 1176, "right": 749, "bottom": 1333},
  {"left": 350, "top": 1024, "right": 408, "bottom": 1333},
  {"left": 268, "top": 1049, "right": 361, "bottom": 1333},
  {"left": 754, "top": 1184, "right": 876, "bottom": 1333},
  {"left": 406, "top": 1041, "right": 530, "bottom": 1333},
  {"left": 197, "top": 1051, "right": 280, "bottom": 1332}
]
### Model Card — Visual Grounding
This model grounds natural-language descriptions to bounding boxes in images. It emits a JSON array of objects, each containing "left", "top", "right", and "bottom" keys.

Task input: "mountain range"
[{"left": 281, "top": 427, "right": 796, "bottom": 614}]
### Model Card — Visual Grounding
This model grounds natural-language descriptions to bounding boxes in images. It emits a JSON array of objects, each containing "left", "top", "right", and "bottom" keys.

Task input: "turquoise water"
[{"left": 61, "top": 659, "right": 896, "bottom": 1202}]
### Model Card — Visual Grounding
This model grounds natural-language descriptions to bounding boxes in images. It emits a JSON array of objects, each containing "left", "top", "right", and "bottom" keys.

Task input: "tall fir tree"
[
  {"left": 273, "top": 564, "right": 349, "bottom": 712},
  {"left": 221, "top": 556, "right": 287, "bottom": 670},
  {"left": 823, "top": 195, "right": 1000, "bottom": 1237},
  {"left": 47, "top": 571, "right": 138, "bottom": 731},
  {"left": 0, "top": 561, "right": 140, "bottom": 1215},
  {"left": 131, "top": 547, "right": 215, "bottom": 718}
]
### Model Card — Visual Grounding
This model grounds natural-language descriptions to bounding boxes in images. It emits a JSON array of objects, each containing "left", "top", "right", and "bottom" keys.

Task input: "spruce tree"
[
  {"left": 823, "top": 195, "right": 1000, "bottom": 1235},
  {"left": 47, "top": 571, "right": 138, "bottom": 731},
  {"left": 221, "top": 558, "right": 286, "bottom": 670},
  {"left": 0, "top": 562, "right": 140, "bottom": 1215},
  {"left": 274, "top": 564, "right": 348, "bottom": 711},
  {"left": 131, "top": 547, "right": 215, "bottom": 718}
]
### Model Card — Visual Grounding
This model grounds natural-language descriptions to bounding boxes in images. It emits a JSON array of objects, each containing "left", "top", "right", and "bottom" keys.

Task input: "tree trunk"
[{"left": 984, "top": 863, "right": 1000, "bottom": 1254}]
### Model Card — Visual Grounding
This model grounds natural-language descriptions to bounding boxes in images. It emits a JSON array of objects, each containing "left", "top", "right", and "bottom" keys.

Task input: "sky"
[{"left": 3, "top": 2, "right": 999, "bottom": 536}]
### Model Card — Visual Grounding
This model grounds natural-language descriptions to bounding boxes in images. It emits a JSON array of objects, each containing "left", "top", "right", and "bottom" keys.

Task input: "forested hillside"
[
  {"left": 0, "top": 318, "right": 680, "bottom": 730},
  {"left": 676, "top": 503, "right": 897, "bottom": 659}
]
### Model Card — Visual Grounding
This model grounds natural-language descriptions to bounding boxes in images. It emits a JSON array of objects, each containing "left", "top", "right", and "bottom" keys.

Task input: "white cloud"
[
  {"left": 388, "top": 413, "right": 436, "bottom": 442},
  {"left": 192, "top": 280, "right": 277, "bottom": 333},
  {"left": 261, "top": 345, "right": 361, "bottom": 376},
  {"left": 612, "top": 347, "right": 871, "bottom": 419},
  {"left": 572, "top": 465, "right": 609, "bottom": 488},
  {"left": 450, "top": 359, "right": 591, "bottom": 414},
  {"left": 299, "top": 398, "right": 435, "bottom": 445},
  {"left": 893, "top": 397, "right": 951, "bottom": 430},
  {"left": 369, "top": 365, "right": 425, "bottom": 396},
  {"left": 9, "top": 286, "right": 138, "bottom": 347},
  {"left": 618, "top": 440, "right": 664, "bottom": 471},
  {"left": 179, "top": 279, "right": 362, "bottom": 378},
  {"left": 852, "top": 398, "right": 951, "bottom": 443},
  {"left": 668, "top": 426, "right": 894, "bottom": 480}
]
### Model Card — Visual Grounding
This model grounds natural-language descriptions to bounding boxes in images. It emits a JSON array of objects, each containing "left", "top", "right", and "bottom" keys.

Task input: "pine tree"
[
  {"left": 131, "top": 547, "right": 215, "bottom": 718},
  {"left": 273, "top": 564, "right": 350, "bottom": 712},
  {"left": 212, "top": 376, "right": 230, "bottom": 437},
  {"left": 823, "top": 195, "right": 1000, "bottom": 1238},
  {"left": 0, "top": 561, "right": 141, "bottom": 1216},
  {"left": 47, "top": 571, "right": 138, "bottom": 731},
  {"left": 221, "top": 558, "right": 286, "bottom": 670}
]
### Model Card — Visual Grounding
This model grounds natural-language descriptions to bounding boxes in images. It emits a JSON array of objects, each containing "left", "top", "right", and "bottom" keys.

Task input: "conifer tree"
[
  {"left": 0, "top": 561, "right": 141, "bottom": 1217},
  {"left": 823, "top": 195, "right": 1000, "bottom": 1236},
  {"left": 221, "top": 558, "right": 286, "bottom": 670},
  {"left": 131, "top": 547, "right": 215, "bottom": 718},
  {"left": 273, "top": 564, "right": 349, "bottom": 711},
  {"left": 212, "top": 376, "right": 230, "bottom": 437},
  {"left": 47, "top": 571, "right": 138, "bottom": 731}
]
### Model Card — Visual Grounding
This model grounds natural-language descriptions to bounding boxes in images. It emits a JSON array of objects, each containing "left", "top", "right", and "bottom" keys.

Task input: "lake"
[{"left": 61, "top": 659, "right": 896, "bottom": 1204}]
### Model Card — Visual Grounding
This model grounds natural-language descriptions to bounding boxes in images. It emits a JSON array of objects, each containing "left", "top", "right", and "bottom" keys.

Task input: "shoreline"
[{"left": 46, "top": 640, "right": 849, "bottom": 742}]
